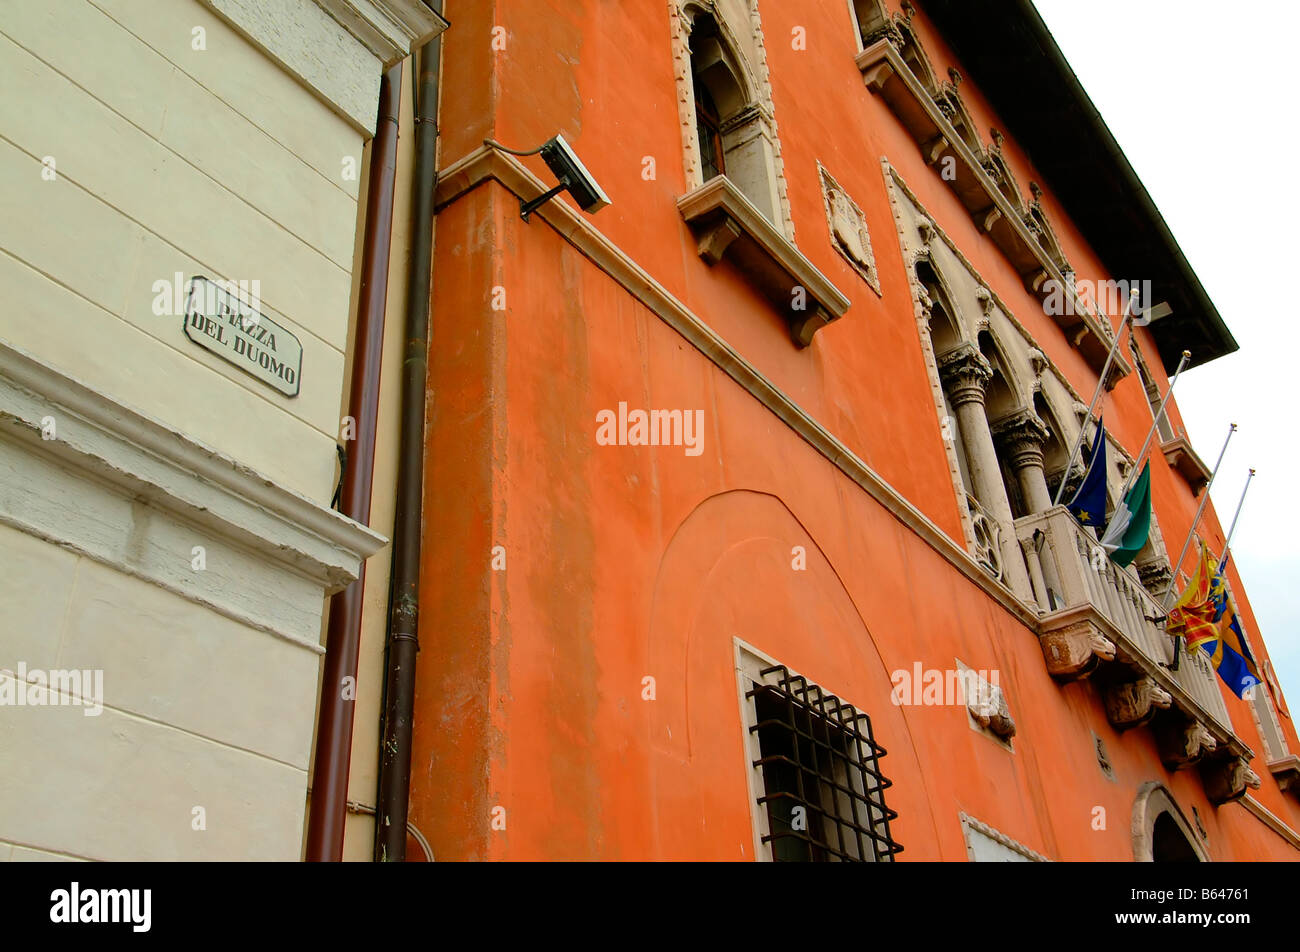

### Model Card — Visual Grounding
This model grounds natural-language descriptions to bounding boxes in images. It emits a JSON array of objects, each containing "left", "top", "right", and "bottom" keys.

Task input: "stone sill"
[
  {"left": 677, "top": 176, "right": 851, "bottom": 347},
  {"left": 856, "top": 38, "right": 1129, "bottom": 387},
  {"left": 1161, "top": 435, "right": 1212, "bottom": 495},
  {"left": 1267, "top": 754, "right": 1300, "bottom": 794}
]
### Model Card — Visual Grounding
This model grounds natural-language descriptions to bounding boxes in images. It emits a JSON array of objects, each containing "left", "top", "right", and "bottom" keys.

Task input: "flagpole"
[
  {"left": 1217, "top": 468, "right": 1256, "bottom": 574},
  {"left": 1111, "top": 349, "right": 1192, "bottom": 507},
  {"left": 1162, "top": 423, "right": 1236, "bottom": 606},
  {"left": 1052, "top": 292, "right": 1138, "bottom": 507}
]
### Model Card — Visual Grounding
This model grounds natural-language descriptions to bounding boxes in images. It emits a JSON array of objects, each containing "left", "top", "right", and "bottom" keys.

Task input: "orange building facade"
[{"left": 404, "top": 0, "right": 1300, "bottom": 861}]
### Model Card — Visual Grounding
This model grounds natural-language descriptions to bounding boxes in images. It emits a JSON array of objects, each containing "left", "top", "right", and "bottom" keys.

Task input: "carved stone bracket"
[
  {"left": 1105, "top": 677, "right": 1173, "bottom": 731},
  {"left": 1200, "top": 756, "right": 1262, "bottom": 806},
  {"left": 1155, "top": 717, "right": 1218, "bottom": 771},
  {"left": 1040, "top": 620, "right": 1116, "bottom": 681}
]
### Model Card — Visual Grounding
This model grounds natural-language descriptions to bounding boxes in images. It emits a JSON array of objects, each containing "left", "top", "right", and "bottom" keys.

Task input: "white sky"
[{"left": 1033, "top": 0, "right": 1299, "bottom": 703}]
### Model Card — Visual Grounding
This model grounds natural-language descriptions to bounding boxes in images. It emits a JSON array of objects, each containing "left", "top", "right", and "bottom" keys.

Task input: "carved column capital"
[
  {"left": 1137, "top": 557, "right": 1174, "bottom": 596},
  {"left": 1104, "top": 677, "right": 1173, "bottom": 731},
  {"left": 938, "top": 343, "right": 993, "bottom": 408},
  {"left": 992, "top": 409, "right": 1051, "bottom": 471}
]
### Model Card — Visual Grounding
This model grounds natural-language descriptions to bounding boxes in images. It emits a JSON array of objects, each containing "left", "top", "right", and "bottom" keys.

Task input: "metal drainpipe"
[
  {"left": 305, "top": 61, "right": 403, "bottom": 863},
  {"left": 374, "top": 16, "right": 442, "bottom": 862}
]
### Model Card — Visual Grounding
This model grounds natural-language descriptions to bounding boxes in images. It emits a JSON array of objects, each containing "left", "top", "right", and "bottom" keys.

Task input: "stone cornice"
[
  {"left": 198, "top": 0, "right": 447, "bottom": 134},
  {"left": 0, "top": 339, "right": 386, "bottom": 649},
  {"left": 1237, "top": 795, "right": 1300, "bottom": 850},
  {"left": 433, "top": 144, "right": 1041, "bottom": 629},
  {"left": 317, "top": 0, "right": 448, "bottom": 65}
]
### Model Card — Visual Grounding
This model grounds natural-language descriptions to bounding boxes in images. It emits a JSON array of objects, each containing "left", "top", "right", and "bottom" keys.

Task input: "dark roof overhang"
[{"left": 925, "top": 0, "right": 1238, "bottom": 374}]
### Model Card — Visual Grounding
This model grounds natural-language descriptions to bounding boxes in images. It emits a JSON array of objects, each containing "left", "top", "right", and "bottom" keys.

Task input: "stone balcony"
[{"left": 1014, "top": 506, "right": 1259, "bottom": 804}]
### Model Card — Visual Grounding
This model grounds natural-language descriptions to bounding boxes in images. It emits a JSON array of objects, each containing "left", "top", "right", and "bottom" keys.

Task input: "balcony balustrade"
[{"left": 1011, "top": 506, "right": 1258, "bottom": 802}]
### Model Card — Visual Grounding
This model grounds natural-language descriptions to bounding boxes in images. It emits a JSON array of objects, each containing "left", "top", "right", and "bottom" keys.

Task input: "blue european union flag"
[{"left": 1066, "top": 416, "right": 1107, "bottom": 529}]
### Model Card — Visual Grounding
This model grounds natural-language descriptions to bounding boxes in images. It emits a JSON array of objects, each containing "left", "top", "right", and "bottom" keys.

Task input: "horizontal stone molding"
[
  {"left": 1237, "top": 795, "right": 1300, "bottom": 849},
  {"left": 434, "top": 143, "right": 1042, "bottom": 631},
  {"left": 198, "top": 0, "right": 447, "bottom": 134},
  {"left": 0, "top": 339, "right": 387, "bottom": 650}
]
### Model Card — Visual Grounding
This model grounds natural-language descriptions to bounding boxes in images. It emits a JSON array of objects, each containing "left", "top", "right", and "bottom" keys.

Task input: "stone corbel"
[
  {"left": 921, "top": 135, "right": 950, "bottom": 166},
  {"left": 1200, "top": 756, "right": 1262, "bottom": 806},
  {"left": 1104, "top": 677, "right": 1173, "bottom": 731},
  {"left": 977, "top": 206, "right": 1002, "bottom": 232},
  {"left": 1041, "top": 620, "right": 1116, "bottom": 681},
  {"left": 861, "top": 59, "right": 895, "bottom": 93},
  {"left": 1156, "top": 717, "right": 1218, "bottom": 771},
  {"left": 677, "top": 176, "right": 850, "bottom": 347},
  {"left": 695, "top": 218, "right": 743, "bottom": 264}
]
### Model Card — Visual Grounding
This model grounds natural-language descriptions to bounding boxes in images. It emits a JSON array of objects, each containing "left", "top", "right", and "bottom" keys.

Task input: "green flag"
[{"left": 1099, "top": 462, "right": 1151, "bottom": 567}]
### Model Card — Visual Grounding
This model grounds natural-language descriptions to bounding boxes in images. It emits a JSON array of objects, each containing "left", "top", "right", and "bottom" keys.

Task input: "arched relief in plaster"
[{"left": 644, "top": 490, "right": 925, "bottom": 789}]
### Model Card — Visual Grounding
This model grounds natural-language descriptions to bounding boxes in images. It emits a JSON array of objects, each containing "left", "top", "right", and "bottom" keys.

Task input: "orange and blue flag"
[
  {"left": 1200, "top": 563, "right": 1262, "bottom": 699},
  {"left": 1166, "top": 543, "right": 1219, "bottom": 650}
]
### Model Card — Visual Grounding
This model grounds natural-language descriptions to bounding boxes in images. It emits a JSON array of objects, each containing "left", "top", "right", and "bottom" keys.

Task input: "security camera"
[
  {"left": 513, "top": 133, "right": 611, "bottom": 221},
  {"left": 538, "top": 135, "right": 610, "bottom": 213}
]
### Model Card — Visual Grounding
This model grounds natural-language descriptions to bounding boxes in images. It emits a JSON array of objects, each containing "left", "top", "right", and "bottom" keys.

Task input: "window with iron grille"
[{"left": 745, "top": 662, "right": 902, "bottom": 862}]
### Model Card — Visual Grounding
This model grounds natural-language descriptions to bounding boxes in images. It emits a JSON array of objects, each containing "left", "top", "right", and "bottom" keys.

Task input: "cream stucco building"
[{"left": 0, "top": 0, "right": 442, "bottom": 860}]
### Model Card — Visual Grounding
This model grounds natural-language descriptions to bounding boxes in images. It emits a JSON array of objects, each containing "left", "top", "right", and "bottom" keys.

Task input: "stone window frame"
[
  {"left": 733, "top": 638, "right": 901, "bottom": 862},
  {"left": 1130, "top": 782, "right": 1208, "bottom": 862},
  {"left": 1248, "top": 675, "right": 1291, "bottom": 764},
  {"left": 669, "top": 0, "right": 795, "bottom": 242}
]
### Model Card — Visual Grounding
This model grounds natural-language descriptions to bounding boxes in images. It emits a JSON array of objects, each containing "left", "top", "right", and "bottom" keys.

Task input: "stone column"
[
  {"left": 939, "top": 343, "right": 1033, "bottom": 600},
  {"left": 992, "top": 408, "right": 1053, "bottom": 514}
]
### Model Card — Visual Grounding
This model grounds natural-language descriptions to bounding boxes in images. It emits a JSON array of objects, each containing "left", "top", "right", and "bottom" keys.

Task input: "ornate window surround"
[
  {"left": 671, "top": 2, "right": 850, "bottom": 346},
  {"left": 885, "top": 160, "right": 1178, "bottom": 601},
  {"left": 669, "top": 0, "right": 795, "bottom": 240}
]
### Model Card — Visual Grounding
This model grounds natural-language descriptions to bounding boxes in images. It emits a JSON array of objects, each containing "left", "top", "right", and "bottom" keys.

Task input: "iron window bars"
[{"left": 748, "top": 664, "right": 902, "bottom": 862}]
